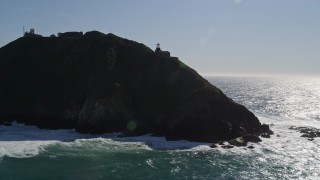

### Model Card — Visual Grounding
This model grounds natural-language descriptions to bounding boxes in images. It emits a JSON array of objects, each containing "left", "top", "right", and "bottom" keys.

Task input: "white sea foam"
[
  {"left": 1, "top": 117, "right": 320, "bottom": 179},
  {"left": 113, "top": 135, "right": 211, "bottom": 151},
  {"left": 0, "top": 122, "right": 210, "bottom": 160},
  {"left": 0, "top": 122, "right": 117, "bottom": 159},
  {"left": 210, "top": 115, "right": 320, "bottom": 179},
  {"left": 1, "top": 114, "right": 320, "bottom": 160}
]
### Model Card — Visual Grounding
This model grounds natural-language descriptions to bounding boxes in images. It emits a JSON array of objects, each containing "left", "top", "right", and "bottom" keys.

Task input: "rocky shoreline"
[{"left": 209, "top": 124, "right": 273, "bottom": 149}]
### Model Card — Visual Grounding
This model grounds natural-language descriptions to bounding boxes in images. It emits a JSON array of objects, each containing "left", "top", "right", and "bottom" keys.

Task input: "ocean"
[{"left": 1, "top": 76, "right": 320, "bottom": 180}]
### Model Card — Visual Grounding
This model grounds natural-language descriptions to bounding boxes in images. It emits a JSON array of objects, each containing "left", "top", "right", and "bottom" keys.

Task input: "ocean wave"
[
  {"left": 1, "top": 115, "right": 320, "bottom": 176},
  {"left": 0, "top": 122, "right": 117, "bottom": 159},
  {"left": 0, "top": 122, "right": 211, "bottom": 160}
]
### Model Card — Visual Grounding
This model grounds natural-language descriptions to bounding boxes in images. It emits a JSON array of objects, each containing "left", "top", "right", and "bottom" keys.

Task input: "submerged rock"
[
  {"left": 228, "top": 137, "right": 247, "bottom": 147},
  {"left": 261, "top": 133, "right": 271, "bottom": 138},
  {"left": 210, "top": 133, "right": 263, "bottom": 148},
  {"left": 289, "top": 126, "right": 320, "bottom": 140},
  {"left": 221, "top": 145, "right": 234, "bottom": 149},
  {"left": 226, "top": 133, "right": 264, "bottom": 147},
  {"left": 210, "top": 144, "right": 218, "bottom": 148},
  {"left": 0, "top": 30, "right": 270, "bottom": 142},
  {"left": 242, "top": 134, "right": 262, "bottom": 143},
  {"left": 218, "top": 141, "right": 225, "bottom": 145},
  {"left": 261, "top": 124, "right": 274, "bottom": 135}
]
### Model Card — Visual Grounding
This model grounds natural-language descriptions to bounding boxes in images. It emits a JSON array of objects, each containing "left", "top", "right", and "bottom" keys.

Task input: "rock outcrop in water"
[
  {"left": 0, "top": 31, "right": 271, "bottom": 142},
  {"left": 289, "top": 126, "right": 320, "bottom": 141}
]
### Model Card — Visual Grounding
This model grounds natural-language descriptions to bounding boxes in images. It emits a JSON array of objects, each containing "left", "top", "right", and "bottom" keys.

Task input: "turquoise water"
[
  {"left": 0, "top": 135, "right": 301, "bottom": 180},
  {"left": 1, "top": 76, "right": 320, "bottom": 179}
]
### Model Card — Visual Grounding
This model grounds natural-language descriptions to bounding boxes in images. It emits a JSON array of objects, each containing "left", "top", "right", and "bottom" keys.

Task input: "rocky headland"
[{"left": 0, "top": 31, "right": 272, "bottom": 143}]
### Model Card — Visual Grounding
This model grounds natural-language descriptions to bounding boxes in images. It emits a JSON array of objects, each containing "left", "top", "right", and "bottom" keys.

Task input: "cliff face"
[{"left": 0, "top": 31, "right": 267, "bottom": 142}]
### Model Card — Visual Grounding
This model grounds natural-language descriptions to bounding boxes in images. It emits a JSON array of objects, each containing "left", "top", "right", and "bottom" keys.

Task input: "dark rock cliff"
[{"left": 0, "top": 31, "right": 268, "bottom": 142}]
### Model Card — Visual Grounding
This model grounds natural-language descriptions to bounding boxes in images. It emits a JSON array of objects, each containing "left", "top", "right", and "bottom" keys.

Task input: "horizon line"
[{"left": 200, "top": 73, "right": 320, "bottom": 78}]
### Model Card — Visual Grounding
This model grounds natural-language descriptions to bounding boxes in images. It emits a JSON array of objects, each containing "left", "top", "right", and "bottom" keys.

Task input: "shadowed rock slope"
[{"left": 0, "top": 31, "right": 269, "bottom": 142}]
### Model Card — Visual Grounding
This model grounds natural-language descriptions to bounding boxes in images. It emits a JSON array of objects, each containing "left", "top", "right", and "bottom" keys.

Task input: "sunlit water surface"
[{"left": 1, "top": 76, "right": 320, "bottom": 179}]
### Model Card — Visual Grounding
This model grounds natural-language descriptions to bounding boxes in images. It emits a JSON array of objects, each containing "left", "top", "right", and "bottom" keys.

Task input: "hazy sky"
[{"left": 1, "top": 0, "right": 319, "bottom": 76}]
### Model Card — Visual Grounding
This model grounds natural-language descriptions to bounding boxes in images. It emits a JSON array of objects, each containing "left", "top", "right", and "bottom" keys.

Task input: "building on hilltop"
[
  {"left": 155, "top": 43, "right": 161, "bottom": 53},
  {"left": 155, "top": 43, "right": 170, "bottom": 58},
  {"left": 24, "top": 28, "right": 42, "bottom": 37},
  {"left": 29, "top": 28, "right": 35, "bottom": 34}
]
